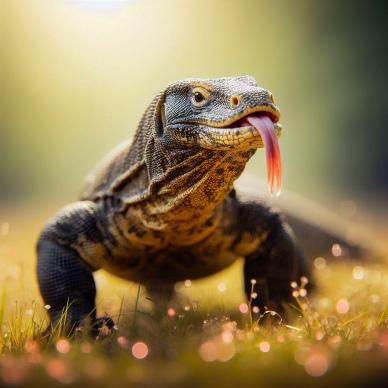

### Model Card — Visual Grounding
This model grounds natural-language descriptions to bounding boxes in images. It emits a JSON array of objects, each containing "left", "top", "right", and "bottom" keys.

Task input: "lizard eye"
[
  {"left": 191, "top": 87, "right": 210, "bottom": 107},
  {"left": 194, "top": 92, "right": 204, "bottom": 103}
]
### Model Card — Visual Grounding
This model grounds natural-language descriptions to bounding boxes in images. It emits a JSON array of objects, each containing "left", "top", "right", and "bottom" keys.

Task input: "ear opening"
[
  {"left": 154, "top": 91, "right": 167, "bottom": 137},
  {"left": 160, "top": 103, "right": 166, "bottom": 130}
]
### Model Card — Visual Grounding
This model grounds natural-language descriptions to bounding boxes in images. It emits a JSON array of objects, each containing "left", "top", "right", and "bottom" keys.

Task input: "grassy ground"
[{"left": 0, "top": 204, "right": 387, "bottom": 387}]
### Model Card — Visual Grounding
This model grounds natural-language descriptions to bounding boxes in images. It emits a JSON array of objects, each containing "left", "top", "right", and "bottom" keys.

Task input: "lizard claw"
[{"left": 93, "top": 316, "right": 116, "bottom": 338}]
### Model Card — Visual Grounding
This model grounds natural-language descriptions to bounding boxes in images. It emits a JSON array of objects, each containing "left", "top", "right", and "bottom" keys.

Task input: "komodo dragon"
[{"left": 37, "top": 76, "right": 360, "bottom": 334}]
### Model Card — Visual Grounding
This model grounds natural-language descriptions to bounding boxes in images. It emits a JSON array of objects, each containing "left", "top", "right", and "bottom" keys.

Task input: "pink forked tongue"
[{"left": 244, "top": 114, "right": 282, "bottom": 196}]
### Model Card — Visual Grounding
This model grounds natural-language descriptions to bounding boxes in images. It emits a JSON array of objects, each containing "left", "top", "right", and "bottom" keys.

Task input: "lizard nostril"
[
  {"left": 230, "top": 95, "right": 241, "bottom": 108},
  {"left": 268, "top": 91, "right": 275, "bottom": 103}
]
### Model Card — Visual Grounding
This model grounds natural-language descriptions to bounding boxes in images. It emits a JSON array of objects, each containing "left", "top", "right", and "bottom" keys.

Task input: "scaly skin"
[{"left": 37, "top": 76, "right": 312, "bottom": 334}]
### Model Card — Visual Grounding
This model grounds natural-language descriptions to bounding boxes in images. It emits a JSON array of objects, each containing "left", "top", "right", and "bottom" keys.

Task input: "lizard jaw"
[
  {"left": 197, "top": 117, "right": 282, "bottom": 151},
  {"left": 197, "top": 113, "right": 282, "bottom": 195},
  {"left": 194, "top": 104, "right": 281, "bottom": 151}
]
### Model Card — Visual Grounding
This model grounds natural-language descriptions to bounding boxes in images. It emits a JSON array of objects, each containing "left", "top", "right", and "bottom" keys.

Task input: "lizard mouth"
[{"left": 198, "top": 112, "right": 282, "bottom": 195}]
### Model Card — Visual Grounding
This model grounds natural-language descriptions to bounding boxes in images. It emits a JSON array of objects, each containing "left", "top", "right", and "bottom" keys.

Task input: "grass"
[{"left": 0, "top": 204, "right": 388, "bottom": 387}]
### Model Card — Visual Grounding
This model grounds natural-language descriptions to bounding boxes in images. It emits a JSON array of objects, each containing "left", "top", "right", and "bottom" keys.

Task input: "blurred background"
[
  {"left": 1, "top": 0, "right": 387, "bottom": 209},
  {"left": 0, "top": 0, "right": 387, "bottom": 305}
]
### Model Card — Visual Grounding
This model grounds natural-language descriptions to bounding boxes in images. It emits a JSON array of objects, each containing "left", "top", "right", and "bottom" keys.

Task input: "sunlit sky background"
[{"left": 1, "top": 0, "right": 387, "bottom": 215}]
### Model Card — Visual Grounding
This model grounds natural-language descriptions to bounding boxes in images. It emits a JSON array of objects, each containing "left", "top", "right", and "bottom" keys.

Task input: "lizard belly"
[
  {"left": 102, "top": 247, "right": 239, "bottom": 283},
  {"left": 77, "top": 193, "right": 247, "bottom": 283},
  {"left": 90, "top": 208, "right": 240, "bottom": 283}
]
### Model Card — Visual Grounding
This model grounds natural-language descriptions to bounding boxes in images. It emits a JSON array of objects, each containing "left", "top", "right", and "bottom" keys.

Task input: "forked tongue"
[{"left": 245, "top": 114, "right": 282, "bottom": 196}]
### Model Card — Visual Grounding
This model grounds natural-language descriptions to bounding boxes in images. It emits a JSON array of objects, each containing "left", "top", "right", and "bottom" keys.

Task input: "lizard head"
[
  {"left": 159, "top": 76, "right": 282, "bottom": 194},
  {"left": 162, "top": 76, "right": 281, "bottom": 150}
]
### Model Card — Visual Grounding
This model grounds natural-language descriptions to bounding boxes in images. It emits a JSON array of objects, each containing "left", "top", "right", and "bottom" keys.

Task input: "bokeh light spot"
[
  {"left": 314, "top": 257, "right": 327, "bottom": 270},
  {"left": 80, "top": 341, "right": 93, "bottom": 354},
  {"left": 56, "top": 339, "right": 70, "bottom": 354},
  {"left": 132, "top": 342, "right": 149, "bottom": 360},
  {"left": 46, "top": 359, "right": 68, "bottom": 381},
  {"left": 239, "top": 303, "right": 249, "bottom": 314},
  {"left": 24, "top": 340, "right": 38, "bottom": 354},
  {"left": 331, "top": 243, "right": 342, "bottom": 257},
  {"left": 117, "top": 336, "right": 129, "bottom": 349},
  {"left": 222, "top": 331, "right": 234, "bottom": 344},
  {"left": 336, "top": 298, "right": 350, "bottom": 314},
  {"left": 199, "top": 341, "right": 217, "bottom": 362},
  {"left": 184, "top": 279, "right": 192, "bottom": 287},
  {"left": 352, "top": 266, "right": 365, "bottom": 280},
  {"left": 258, "top": 341, "right": 270, "bottom": 352},
  {"left": 1, "top": 359, "right": 27, "bottom": 384},
  {"left": 299, "top": 289, "right": 307, "bottom": 297},
  {"left": 217, "top": 282, "right": 227, "bottom": 292},
  {"left": 304, "top": 353, "right": 329, "bottom": 377}
]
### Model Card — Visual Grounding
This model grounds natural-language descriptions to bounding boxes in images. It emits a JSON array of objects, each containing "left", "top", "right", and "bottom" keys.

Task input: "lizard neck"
[{"left": 135, "top": 146, "right": 256, "bottom": 232}]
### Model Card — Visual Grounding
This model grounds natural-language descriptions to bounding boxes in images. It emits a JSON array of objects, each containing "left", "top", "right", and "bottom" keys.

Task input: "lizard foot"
[
  {"left": 36, "top": 315, "right": 115, "bottom": 340},
  {"left": 92, "top": 316, "right": 115, "bottom": 338}
]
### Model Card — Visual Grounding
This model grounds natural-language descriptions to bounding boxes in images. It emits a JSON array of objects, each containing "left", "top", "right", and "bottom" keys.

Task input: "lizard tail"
[{"left": 236, "top": 174, "right": 380, "bottom": 262}]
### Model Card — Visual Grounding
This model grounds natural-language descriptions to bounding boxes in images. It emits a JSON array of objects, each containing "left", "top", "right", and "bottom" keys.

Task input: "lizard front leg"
[
  {"left": 235, "top": 201, "right": 313, "bottom": 315},
  {"left": 37, "top": 201, "right": 113, "bottom": 336}
]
